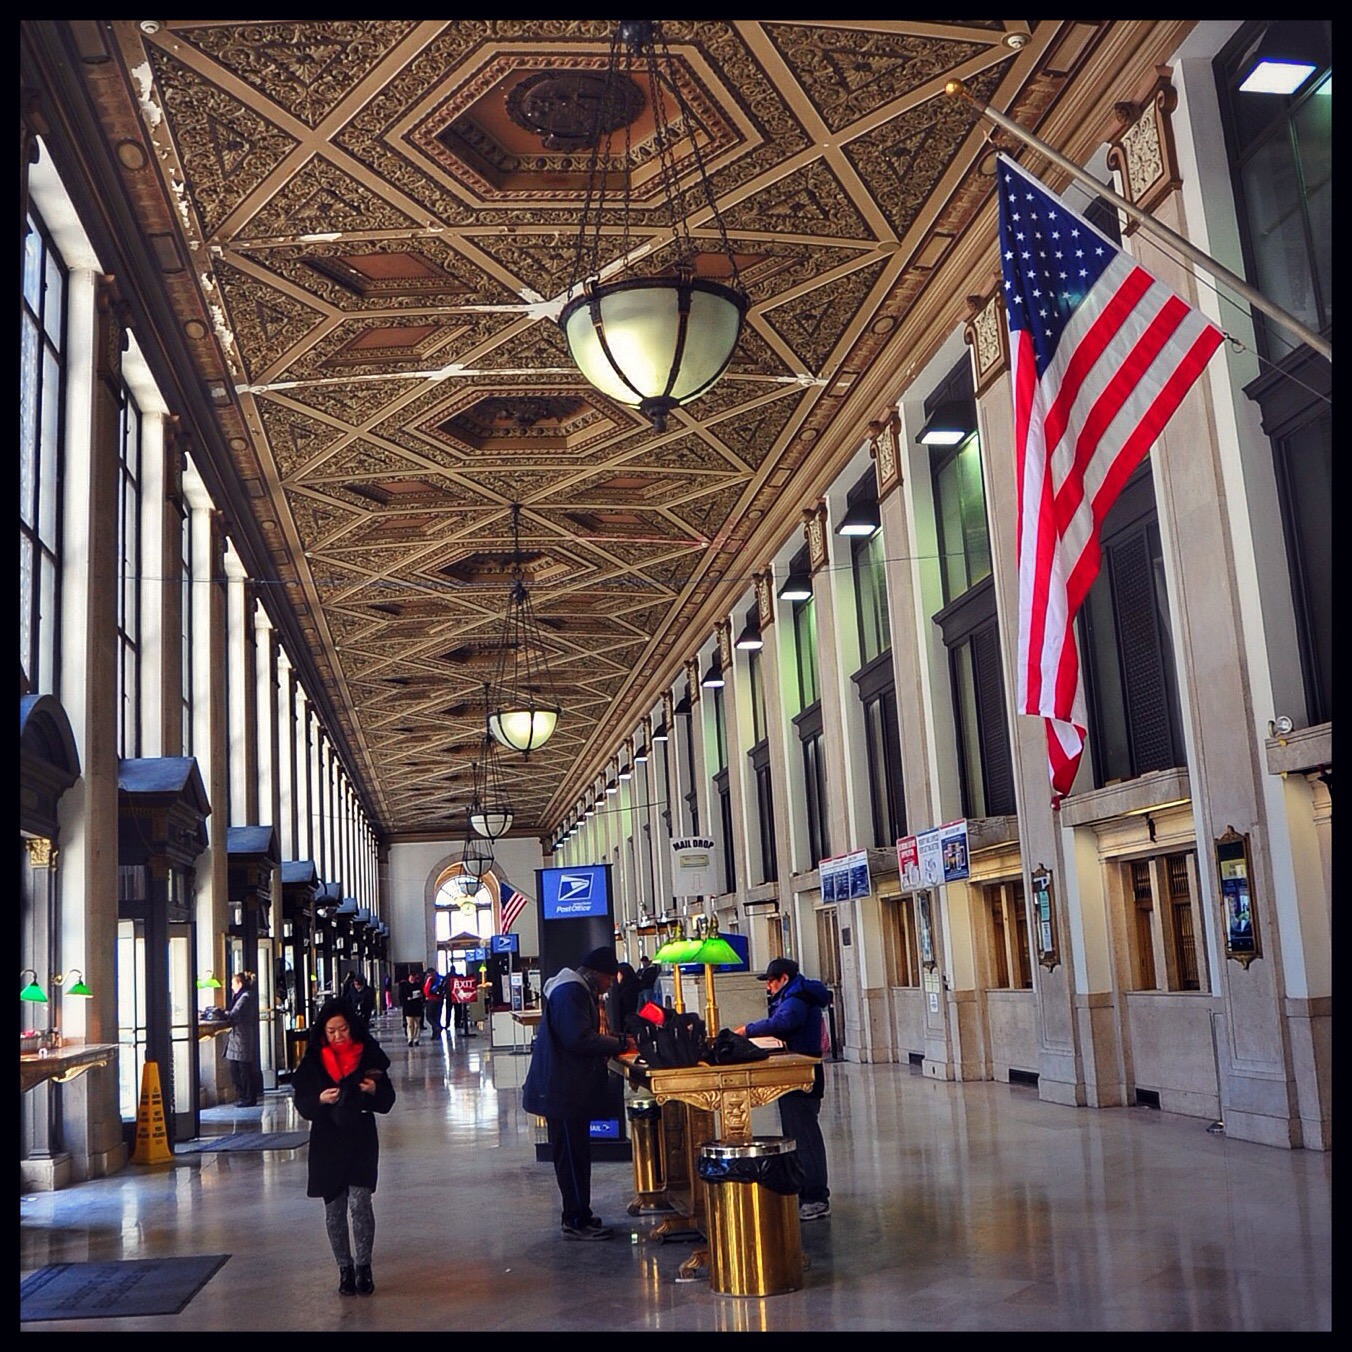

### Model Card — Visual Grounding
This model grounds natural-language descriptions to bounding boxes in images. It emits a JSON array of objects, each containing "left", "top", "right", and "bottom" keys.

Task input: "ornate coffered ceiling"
[{"left": 22, "top": 19, "right": 1196, "bottom": 841}]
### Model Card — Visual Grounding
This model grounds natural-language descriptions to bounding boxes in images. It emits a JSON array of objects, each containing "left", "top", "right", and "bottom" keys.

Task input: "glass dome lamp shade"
[
  {"left": 487, "top": 704, "right": 558, "bottom": 756},
  {"left": 469, "top": 803, "right": 514, "bottom": 839},
  {"left": 560, "top": 276, "right": 746, "bottom": 433},
  {"left": 558, "top": 21, "right": 748, "bottom": 432},
  {"left": 460, "top": 839, "right": 495, "bottom": 883}
]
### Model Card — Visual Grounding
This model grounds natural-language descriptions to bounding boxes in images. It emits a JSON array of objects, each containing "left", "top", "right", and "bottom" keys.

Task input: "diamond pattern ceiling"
[{"left": 23, "top": 19, "right": 1197, "bottom": 840}]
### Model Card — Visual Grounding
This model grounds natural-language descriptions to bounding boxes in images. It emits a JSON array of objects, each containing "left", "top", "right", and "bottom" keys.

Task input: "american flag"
[
  {"left": 498, "top": 879, "right": 528, "bottom": 933},
  {"left": 998, "top": 155, "right": 1223, "bottom": 804}
]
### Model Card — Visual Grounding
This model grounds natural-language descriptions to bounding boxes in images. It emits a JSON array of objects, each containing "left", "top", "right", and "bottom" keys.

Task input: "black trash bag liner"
[
  {"left": 698, "top": 1148, "right": 805, "bottom": 1196},
  {"left": 626, "top": 1100, "right": 662, "bottom": 1122},
  {"left": 706, "top": 1028, "right": 771, "bottom": 1065}
]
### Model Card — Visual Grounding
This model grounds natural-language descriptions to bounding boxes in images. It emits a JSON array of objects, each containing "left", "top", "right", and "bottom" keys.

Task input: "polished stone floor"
[{"left": 19, "top": 1010, "right": 1331, "bottom": 1331}]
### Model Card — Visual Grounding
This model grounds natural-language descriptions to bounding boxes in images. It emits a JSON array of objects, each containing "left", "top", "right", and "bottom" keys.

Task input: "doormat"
[
  {"left": 200, "top": 1103, "right": 262, "bottom": 1121},
  {"left": 176, "top": 1131, "right": 309, "bottom": 1153},
  {"left": 20, "top": 1254, "right": 230, "bottom": 1322}
]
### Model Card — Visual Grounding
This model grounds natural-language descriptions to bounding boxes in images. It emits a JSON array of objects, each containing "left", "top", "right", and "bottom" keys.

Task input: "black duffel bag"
[{"left": 705, "top": 1027, "right": 771, "bottom": 1065}]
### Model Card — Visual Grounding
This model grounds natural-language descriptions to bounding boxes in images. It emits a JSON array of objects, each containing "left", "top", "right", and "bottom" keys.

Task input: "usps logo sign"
[
  {"left": 559, "top": 872, "right": 594, "bottom": 904},
  {"left": 672, "top": 837, "right": 715, "bottom": 896},
  {"left": 539, "top": 863, "right": 611, "bottom": 920}
]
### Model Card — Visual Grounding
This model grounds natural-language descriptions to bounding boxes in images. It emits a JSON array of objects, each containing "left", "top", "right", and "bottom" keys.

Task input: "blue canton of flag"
[{"left": 997, "top": 154, "right": 1223, "bottom": 803}]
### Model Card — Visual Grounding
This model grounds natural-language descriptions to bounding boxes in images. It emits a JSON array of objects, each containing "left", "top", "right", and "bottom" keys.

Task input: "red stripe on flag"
[{"left": 1002, "top": 156, "right": 1222, "bottom": 805}]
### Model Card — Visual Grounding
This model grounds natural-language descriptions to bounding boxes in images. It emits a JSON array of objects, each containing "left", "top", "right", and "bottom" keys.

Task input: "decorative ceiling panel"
[{"left": 24, "top": 17, "right": 1199, "bottom": 838}]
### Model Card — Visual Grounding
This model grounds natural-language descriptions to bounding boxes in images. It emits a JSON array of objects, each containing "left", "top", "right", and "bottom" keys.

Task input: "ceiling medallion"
[{"left": 506, "top": 70, "right": 646, "bottom": 152}]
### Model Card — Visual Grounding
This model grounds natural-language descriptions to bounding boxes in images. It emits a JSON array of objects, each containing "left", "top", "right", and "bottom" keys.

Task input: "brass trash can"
[
  {"left": 626, "top": 1097, "right": 672, "bottom": 1214},
  {"left": 697, "top": 1138, "right": 804, "bottom": 1296}
]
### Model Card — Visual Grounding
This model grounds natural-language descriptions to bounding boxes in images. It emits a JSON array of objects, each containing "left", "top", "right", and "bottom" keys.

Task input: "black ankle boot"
[
  {"left": 338, "top": 1265, "right": 356, "bottom": 1296},
  {"left": 355, "top": 1265, "right": 374, "bottom": 1295}
]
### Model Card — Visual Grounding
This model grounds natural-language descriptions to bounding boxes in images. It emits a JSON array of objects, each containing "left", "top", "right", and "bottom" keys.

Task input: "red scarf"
[{"left": 321, "top": 1039, "right": 364, "bottom": 1084}]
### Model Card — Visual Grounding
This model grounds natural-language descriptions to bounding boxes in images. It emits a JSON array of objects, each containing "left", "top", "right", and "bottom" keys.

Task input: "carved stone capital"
[
  {"left": 753, "top": 570, "right": 775, "bottom": 632},
  {"left": 802, "top": 502, "right": 829, "bottom": 573},
  {"left": 1106, "top": 69, "right": 1181, "bottom": 225},
  {"left": 964, "top": 286, "right": 1009, "bottom": 396},
  {"left": 868, "top": 410, "right": 902, "bottom": 498},
  {"left": 714, "top": 619, "right": 732, "bottom": 668},
  {"left": 26, "top": 836, "right": 56, "bottom": 869}
]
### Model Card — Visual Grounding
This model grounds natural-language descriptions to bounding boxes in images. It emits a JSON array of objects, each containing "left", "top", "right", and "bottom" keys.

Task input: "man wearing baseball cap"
[
  {"left": 735, "top": 956, "right": 834, "bottom": 1221},
  {"left": 522, "top": 946, "right": 634, "bottom": 1240}
]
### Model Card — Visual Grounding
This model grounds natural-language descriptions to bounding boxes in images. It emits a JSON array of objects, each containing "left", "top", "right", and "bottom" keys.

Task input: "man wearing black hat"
[
  {"left": 736, "top": 956, "right": 834, "bottom": 1221},
  {"left": 522, "top": 946, "right": 633, "bottom": 1240}
]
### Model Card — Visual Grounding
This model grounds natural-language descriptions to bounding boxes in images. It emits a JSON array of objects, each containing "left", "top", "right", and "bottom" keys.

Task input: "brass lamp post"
[
  {"left": 685, "top": 933, "right": 741, "bottom": 1037},
  {"left": 650, "top": 936, "right": 701, "bottom": 1014}
]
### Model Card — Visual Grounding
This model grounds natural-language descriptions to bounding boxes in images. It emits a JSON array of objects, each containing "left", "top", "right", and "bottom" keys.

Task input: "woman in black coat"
[{"left": 292, "top": 998, "right": 396, "bottom": 1296}]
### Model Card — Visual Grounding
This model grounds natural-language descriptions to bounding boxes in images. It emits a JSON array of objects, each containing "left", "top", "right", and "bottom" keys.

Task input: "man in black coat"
[{"left": 522, "top": 946, "right": 631, "bottom": 1240}]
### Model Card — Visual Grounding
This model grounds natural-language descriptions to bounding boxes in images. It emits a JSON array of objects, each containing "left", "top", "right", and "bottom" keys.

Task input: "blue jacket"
[
  {"left": 743, "top": 973, "right": 832, "bottom": 1059},
  {"left": 521, "top": 968, "right": 624, "bottom": 1120}
]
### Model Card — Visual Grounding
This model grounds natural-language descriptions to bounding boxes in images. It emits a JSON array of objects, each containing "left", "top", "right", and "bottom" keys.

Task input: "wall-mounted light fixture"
[
  {"left": 650, "top": 719, "right": 669, "bottom": 743},
  {"left": 1268, "top": 714, "right": 1295, "bottom": 743},
  {"left": 19, "top": 969, "right": 48, "bottom": 1003},
  {"left": 1238, "top": 20, "right": 1323, "bottom": 94},
  {"left": 836, "top": 500, "right": 880, "bottom": 536},
  {"left": 916, "top": 399, "right": 977, "bottom": 446},
  {"left": 53, "top": 970, "right": 93, "bottom": 998},
  {"left": 700, "top": 652, "right": 725, "bottom": 689},
  {"left": 734, "top": 616, "right": 763, "bottom": 651},
  {"left": 777, "top": 570, "right": 813, "bottom": 602},
  {"left": 742, "top": 899, "right": 780, "bottom": 915}
]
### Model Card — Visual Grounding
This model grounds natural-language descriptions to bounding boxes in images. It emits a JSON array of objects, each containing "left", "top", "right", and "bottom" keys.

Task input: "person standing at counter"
[
  {"left": 223, "top": 970, "right": 260, "bottom": 1107},
  {"left": 522, "top": 946, "right": 632, "bottom": 1240},
  {"left": 735, "top": 957, "right": 834, "bottom": 1221}
]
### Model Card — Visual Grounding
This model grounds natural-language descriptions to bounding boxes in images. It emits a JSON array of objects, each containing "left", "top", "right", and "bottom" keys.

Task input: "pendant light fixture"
[
  {"left": 486, "top": 504, "right": 561, "bottom": 757},
  {"left": 469, "top": 689, "right": 515, "bottom": 840},
  {"left": 558, "top": 20, "right": 748, "bottom": 432}
]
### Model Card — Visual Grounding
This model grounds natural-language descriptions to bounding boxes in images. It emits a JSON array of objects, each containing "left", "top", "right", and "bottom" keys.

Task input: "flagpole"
[{"left": 944, "top": 80, "right": 1332, "bottom": 364}]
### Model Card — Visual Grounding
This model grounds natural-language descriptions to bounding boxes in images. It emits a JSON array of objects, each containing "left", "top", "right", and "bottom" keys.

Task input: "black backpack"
[{"left": 634, "top": 1011, "right": 707, "bottom": 1068}]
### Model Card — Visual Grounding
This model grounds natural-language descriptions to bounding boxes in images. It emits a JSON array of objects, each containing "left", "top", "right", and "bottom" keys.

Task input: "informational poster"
[
  {"left": 939, "top": 820, "right": 970, "bottom": 881},
  {"left": 672, "top": 837, "right": 716, "bottom": 896},
  {"left": 896, "top": 835, "right": 922, "bottom": 892},
  {"left": 917, "top": 831, "right": 944, "bottom": 888},
  {"left": 818, "top": 850, "right": 871, "bottom": 901},
  {"left": 914, "top": 819, "right": 970, "bottom": 886}
]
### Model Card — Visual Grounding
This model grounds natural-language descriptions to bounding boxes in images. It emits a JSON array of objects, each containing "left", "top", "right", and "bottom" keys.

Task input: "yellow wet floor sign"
[{"left": 131, "top": 1060, "right": 174, "bottom": 1165}]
